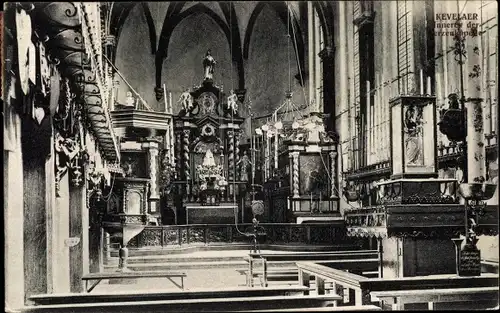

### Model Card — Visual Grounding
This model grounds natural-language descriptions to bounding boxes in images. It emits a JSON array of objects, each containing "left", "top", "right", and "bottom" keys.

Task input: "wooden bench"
[
  {"left": 245, "top": 250, "right": 380, "bottom": 287},
  {"left": 371, "top": 286, "right": 500, "bottom": 310},
  {"left": 81, "top": 271, "right": 187, "bottom": 292},
  {"left": 29, "top": 286, "right": 310, "bottom": 305},
  {"left": 481, "top": 259, "right": 499, "bottom": 274},
  {"left": 241, "top": 304, "right": 382, "bottom": 312},
  {"left": 22, "top": 294, "right": 342, "bottom": 312},
  {"left": 297, "top": 262, "right": 499, "bottom": 306}
]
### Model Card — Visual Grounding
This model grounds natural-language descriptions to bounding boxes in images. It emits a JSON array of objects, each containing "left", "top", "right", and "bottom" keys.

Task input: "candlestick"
[
  {"left": 426, "top": 76, "right": 431, "bottom": 95},
  {"left": 420, "top": 69, "right": 424, "bottom": 95}
]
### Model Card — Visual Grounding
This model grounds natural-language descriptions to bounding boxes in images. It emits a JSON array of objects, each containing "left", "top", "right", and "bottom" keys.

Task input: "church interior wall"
[
  {"left": 114, "top": 4, "right": 157, "bottom": 110},
  {"left": 113, "top": 1, "right": 309, "bottom": 135}
]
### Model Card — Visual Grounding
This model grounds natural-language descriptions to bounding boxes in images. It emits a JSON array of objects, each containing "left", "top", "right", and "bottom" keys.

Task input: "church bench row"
[
  {"left": 245, "top": 250, "right": 380, "bottom": 287},
  {"left": 241, "top": 259, "right": 380, "bottom": 287},
  {"left": 371, "top": 286, "right": 499, "bottom": 310},
  {"left": 22, "top": 294, "right": 341, "bottom": 313},
  {"left": 81, "top": 271, "right": 186, "bottom": 292},
  {"left": 296, "top": 262, "right": 499, "bottom": 306},
  {"left": 29, "top": 286, "right": 310, "bottom": 305},
  {"left": 240, "top": 305, "right": 383, "bottom": 312},
  {"left": 481, "top": 259, "right": 499, "bottom": 274}
]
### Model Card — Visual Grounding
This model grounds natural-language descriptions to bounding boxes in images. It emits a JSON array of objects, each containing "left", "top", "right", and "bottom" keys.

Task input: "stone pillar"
[
  {"left": 234, "top": 89, "right": 247, "bottom": 104},
  {"left": 307, "top": 1, "right": 314, "bottom": 107},
  {"left": 465, "top": 26, "right": 485, "bottom": 183},
  {"left": 4, "top": 135, "right": 25, "bottom": 309},
  {"left": 320, "top": 47, "right": 335, "bottom": 132}
]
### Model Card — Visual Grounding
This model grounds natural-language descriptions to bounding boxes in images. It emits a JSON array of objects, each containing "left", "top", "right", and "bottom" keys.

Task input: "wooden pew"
[
  {"left": 22, "top": 294, "right": 342, "bottom": 312},
  {"left": 240, "top": 304, "right": 383, "bottom": 312},
  {"left": 481, "top": 259, "right": 499, "bottom": 274},
  {"left": 296, "top": 262, "right": 499, "bottom": 306},
  {"left": 82, "top": 271, "right": 187, "bottom": 292},
  {"left": 371, "top": 286, "right": 499, "bottom": 310},
  {"left": 29, "top": 286, "right": 310, "bottom": 305},
  {"left": 245, "top": 250, "right": 379, "bottom": 287}
]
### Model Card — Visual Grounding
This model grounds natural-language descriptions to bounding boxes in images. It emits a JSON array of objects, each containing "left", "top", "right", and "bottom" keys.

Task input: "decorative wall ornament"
[
  {"left": 54, "top": 132, "right": 81, "bottom": 196},
  {"left": 159, "top": 149, "right": 175, "bottom": 197}
]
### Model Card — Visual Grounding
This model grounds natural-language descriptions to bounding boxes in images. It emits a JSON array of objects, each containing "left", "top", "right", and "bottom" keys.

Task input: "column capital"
[
  {"left": 318, "top": 46, "right": 335, "bottom": 61},
  {"left": 234, "top": 89, "right": 247, "bottom": 103}
]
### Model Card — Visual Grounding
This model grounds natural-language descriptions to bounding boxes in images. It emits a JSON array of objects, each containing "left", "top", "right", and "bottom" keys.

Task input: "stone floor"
[
  {"left": 92, "top": 267, "right": 247, "bottom": 293},
  {"left": 94, "top": 250, "right": 260, "bottom": 293}
]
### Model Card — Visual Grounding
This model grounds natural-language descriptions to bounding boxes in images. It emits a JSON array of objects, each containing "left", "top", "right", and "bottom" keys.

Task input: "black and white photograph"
[{"left": 2, "top": 1, "right": 499, "bottom": 312}]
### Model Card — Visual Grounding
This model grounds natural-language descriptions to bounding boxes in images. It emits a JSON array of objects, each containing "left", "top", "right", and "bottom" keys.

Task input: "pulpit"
[
  {"left": 171, "top": 64, "right": 245, "bottom": 224},
  {"left": 102, "top": 177, "right": 149, "bottom": 271}
]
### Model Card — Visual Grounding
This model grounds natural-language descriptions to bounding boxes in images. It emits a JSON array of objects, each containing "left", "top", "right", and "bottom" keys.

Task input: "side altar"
[{"left": 170, "top": 53, "right": 247, "bottom": 224}]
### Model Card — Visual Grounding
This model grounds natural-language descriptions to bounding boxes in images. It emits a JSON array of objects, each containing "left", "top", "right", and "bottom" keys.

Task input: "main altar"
[{"left": 170, "top": 51, "right": 247, "bottom": 224}]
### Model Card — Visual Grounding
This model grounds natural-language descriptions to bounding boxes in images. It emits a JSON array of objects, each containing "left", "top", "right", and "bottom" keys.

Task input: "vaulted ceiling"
[{"left": 105, "top": 2, "right": 334, "bottom": 91}]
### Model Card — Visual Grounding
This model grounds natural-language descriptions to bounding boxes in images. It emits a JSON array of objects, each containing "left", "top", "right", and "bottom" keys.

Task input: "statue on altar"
[
  {"left": 236, "top": 150, "right": 252, "bottom": 181},
  {"left": 178, "top": 88, "right": 194, "bottom": 113},
  {"left": 203, "top": 49, "right": 217, "bottom": 81},
  {"left": 125, "top": 91, "right": 136, "bottom": 108},
  {"left": 404, "top": 105, "right": 424, "bottom": 165},
  {"left": 196, "top": 149, "right": 226, "bottom": 205},
  {"left": 227, "top": 90, "right": 239, "bottom": 116}
]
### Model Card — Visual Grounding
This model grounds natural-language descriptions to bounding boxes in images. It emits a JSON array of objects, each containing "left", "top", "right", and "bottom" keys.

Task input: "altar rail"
[{"left": 120, "top": 223, "right": 348, "bottom": 248}]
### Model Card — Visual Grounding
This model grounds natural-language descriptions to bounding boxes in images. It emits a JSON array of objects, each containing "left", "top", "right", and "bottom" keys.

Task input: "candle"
[
  {"left": 163, "top": 84, "right": 168, "bottom": 113},
  {"left": 426, "top": 76, "right": 431, "bottom": 95},
  {"left": 420, "top": 69, "right": 424, "bottom": 95},
  {"left": 169, "top": 92, "right": 173, "bottom": 113}
]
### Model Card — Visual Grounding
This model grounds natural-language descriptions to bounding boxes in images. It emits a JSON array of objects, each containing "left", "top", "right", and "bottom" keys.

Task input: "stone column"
[
  {"left": 319, "top": 46, "right": 335, "bottom": 131},
  {"left": 307, "top": 1, "right": 314, "bottom": 108},
  {"left": 4, "top": 131, "right": 25, "bottom": 310},
  {"left": 291, "top": 152, "right": 300, "bottom": 198},
  {"left": 329, "top": 151, "right": 338, "bottom": 198},
  {"left": 234, "top": 89, "right": 247, "bottom": 105},
  {"left": 465, "top": 27, "right": 485, "bottom": 183}
]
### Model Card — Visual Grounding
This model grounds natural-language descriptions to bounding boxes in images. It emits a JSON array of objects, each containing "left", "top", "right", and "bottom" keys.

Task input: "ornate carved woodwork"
[
  {"left": 389, "top": 95, "right": 437, "bottom": 179},
  {"left": 33, "top": 2, "right": 119, "bottom": 162}
]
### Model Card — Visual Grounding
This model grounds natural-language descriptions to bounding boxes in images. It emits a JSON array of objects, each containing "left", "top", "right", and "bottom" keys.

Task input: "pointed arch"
[
  {"left": 155, "top": 3, "right": 232, "bottom": 89},
  {"left": 219, "top": 2, "right": 245, "bottom": 89},
  {"left": 243, "top": 2, "right": 305, "bottom": 85}
]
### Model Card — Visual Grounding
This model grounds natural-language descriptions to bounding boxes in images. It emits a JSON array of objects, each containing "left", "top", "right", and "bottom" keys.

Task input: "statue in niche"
[
  {"left": 203, "top": 49, "right": 217, "bottom": 81},
  {"left": 178, "top": 88, "right": 194, "bottom": 113},
  {"left": 227, "top": 90, "right": 239, "bottom": 115},
  {"left": 404, "top": 105, "right": 424, "bottom": 165},
  {"left": 237, "top": 150, "right": 252, "bottom": 181}
]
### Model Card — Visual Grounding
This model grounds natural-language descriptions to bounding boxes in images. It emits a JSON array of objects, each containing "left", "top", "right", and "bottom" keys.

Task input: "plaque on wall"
[{"left": 459, "top": 244, "right": 481, "bottom": 276}]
